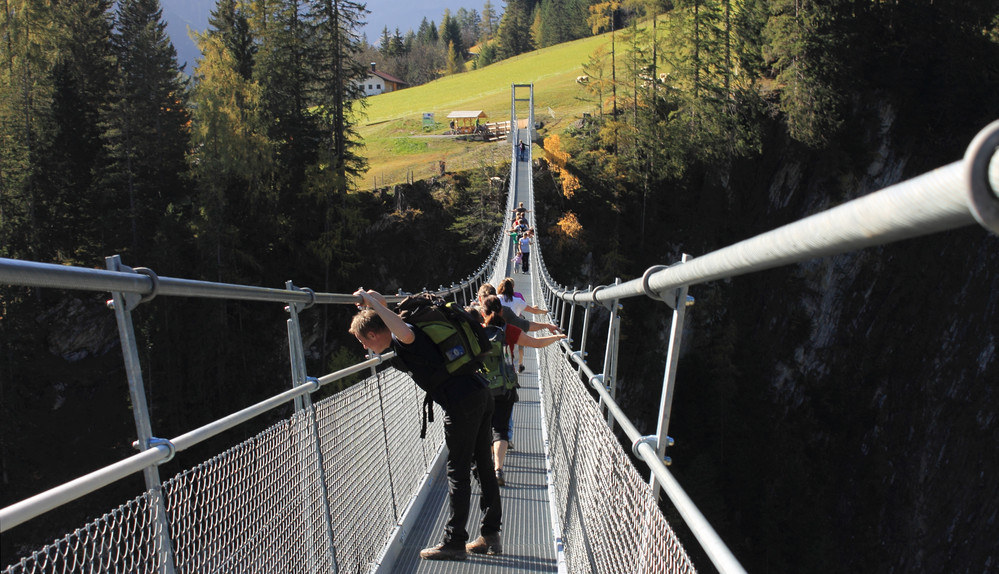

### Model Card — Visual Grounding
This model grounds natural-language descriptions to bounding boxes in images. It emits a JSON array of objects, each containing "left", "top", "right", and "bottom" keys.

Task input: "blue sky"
[{"left": 162, "top": 0, "right": 484, "bottom": 72}]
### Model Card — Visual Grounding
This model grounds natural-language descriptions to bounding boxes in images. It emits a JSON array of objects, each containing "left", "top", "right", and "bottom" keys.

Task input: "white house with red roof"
[{"left": 358, "top": 63, "right": 407, "bottom": 96}]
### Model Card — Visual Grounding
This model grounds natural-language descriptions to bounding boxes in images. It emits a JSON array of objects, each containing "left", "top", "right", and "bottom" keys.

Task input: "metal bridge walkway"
[{"left": 388, "top": 129, "right": 559, "bottom": 573}]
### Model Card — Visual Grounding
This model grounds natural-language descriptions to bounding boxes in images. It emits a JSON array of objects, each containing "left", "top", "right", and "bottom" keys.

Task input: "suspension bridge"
[{"left": 1, "top": 85, "right": 997, "bottom": 573}]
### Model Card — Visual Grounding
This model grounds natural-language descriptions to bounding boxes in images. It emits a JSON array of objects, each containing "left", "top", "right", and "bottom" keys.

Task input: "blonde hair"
[
  {"left": 349, "top": 310, "right": 387, "bottom": 337},
  {"left": 478, "top": 283, "right": 496, "bottom": 299}
]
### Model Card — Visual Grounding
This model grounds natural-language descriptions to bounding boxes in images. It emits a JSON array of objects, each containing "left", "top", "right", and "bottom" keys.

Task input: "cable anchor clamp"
[
  {"left": 590, "top": 285, "right": 612, "bottom": 311},
  {"left": 107, "top": 263, "right": 158, "bottom": 311},
  {"left": 632, "top": 435, "right": 658, "bottom": 458},
  {"left": 306, "top": 376, "right": 320, "bottom": 393},
  {"left": 588, "top": 373, "right": 604, "bottom": 390},
  {"left": 298, "top": 286, "right": 316, "bottom": 310},
  {"left": 132, "top": 437, "right": 176, "bottom": 465},
  {"left": 643, "top": 264, "right": 691, "bottom": 309},
  {"left": 966, "top": 120, "right": 999, "bottom": 235}
]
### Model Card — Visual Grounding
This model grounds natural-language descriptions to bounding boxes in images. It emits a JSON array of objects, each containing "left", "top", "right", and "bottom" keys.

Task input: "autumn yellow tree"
[{"left": 543, "top": 134, "right": 581, "bottom": 198}]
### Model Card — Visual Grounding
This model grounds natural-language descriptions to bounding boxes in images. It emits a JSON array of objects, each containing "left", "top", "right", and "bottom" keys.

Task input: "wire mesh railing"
[
  {"left": 537, "top": 342, "right": 697, "bottom": 574},
  {"left": 2, "top": 369, "right": 444, "bottom": 574}
]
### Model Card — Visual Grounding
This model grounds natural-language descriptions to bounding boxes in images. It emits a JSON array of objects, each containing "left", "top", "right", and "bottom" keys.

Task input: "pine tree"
[
  {"left": 101, "top": 0, "right": 190, "bottom": 259},
  {"left": 40, "top": 0, "right": 116, "bottom": 263},
  {"left": 190, "top": 0, "right": 272, "bottom": 281},
  {"left": 445, "top": 40, "right": 464, "bottom": 74},
  {"left": 302, "top": 0, "right": 370, "bottom": 346},
  {"left": 378, "top": 25, "right": 393, "bottom": 55},
  {"left": 305, "top": 0, "right": 368, "bottom": 197},
  {"left": 440, "top": 10, "right": 464, "bottom": 55},
  {"left": 540, "top": 0, "right": 589, "bottom": 47},
  {"left": 477, "top": 41, "right": 497, "bottom": 67},
  {"left": 390, "top": 28, "right": 406, "bottom": 55},
  {"left": 481, "top": 0, "right": 498, "bottom": 42},
  {"left": 496, "top": 0, "right": 534, "bottom": 59},
  {"left": 530, "top": 5, "right": 543, "bottom": 48},
  {"left": 417, "top": 17, "right": 439, "bottom": 45},
  {"left": 250, "top": 0, "right": 316, "bottom": 203},
  {"left": 210, "top": 0, "right": 256, "bottom": 79},
  {"left": 0, "top": 0, "right": 57, "bottom": 260},
  {"left": 455, "top": 8, "right": 480, "bottom": 48},
  {"left": 763, "top": 0, "right": 846, "bottom": 146}
]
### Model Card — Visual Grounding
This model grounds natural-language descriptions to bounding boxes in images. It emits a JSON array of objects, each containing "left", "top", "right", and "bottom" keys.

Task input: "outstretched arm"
[
  {"left": 526, "top": 320, "right": 560, "bottom": 333},
  {"left": 523, "top": 304, "right": 547, "bottom": 315},
  {"left": 354, "top": 289, "right": 415, "bottom": 344},
  {"left": 516, "top": 331, "right": 567, "bottom": 348}
]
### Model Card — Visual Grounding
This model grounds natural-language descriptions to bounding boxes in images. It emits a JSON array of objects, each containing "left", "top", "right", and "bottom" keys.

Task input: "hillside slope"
[{"left": 357, "top": 31, "right": 612, "bottom": 187}]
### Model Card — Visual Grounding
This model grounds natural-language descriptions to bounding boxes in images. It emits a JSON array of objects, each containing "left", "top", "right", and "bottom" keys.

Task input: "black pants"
[
  {"left": 442, "top": 386, "right": 502, "bottom": 546},
  {"left": 521, "top": 251, "right": 530, "bottom": 272},
  {"left": 491, "top": 393, "right": 515, "bottom": 443}
]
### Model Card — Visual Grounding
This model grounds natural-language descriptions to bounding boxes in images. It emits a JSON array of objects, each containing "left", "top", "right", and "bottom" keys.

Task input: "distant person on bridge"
[
  {"left": 518, "top": 140, "right": 527, "bottom": 161},
  {"left": 518, "top": 230, "right": 532, "bottom": 272},
  {"left": 350, "top": 289, "right": 503, "bottom": 560},
  {"left": 512, "top": 201, "right": 529, "bottom": 220}
]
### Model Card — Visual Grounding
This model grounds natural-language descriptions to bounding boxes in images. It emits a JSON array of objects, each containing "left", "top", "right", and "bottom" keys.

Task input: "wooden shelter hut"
[{"left": 447, "top": 110, "right": 487, "bottom": 135}]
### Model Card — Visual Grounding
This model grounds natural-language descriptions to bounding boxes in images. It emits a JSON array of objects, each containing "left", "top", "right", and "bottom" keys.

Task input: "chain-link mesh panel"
[
  {"left": 314, "top": 368, "right": 442, "bottom": 574},
  {"left": 3, "top": 493, "right": 168, "bottom": 574},
  {"left": 163, "top": 410, "right": 332, "bottom": 573},
  {"left": 538, "top": 345, "right": 697, "bottom": 574},
  {"left": 3, "top": 368, "right": 444, "bottom": 574}
]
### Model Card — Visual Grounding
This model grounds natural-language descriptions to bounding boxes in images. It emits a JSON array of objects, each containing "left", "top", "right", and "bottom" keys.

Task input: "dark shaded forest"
[{"left": 2, "top": 0, "right": 999, "bottom": 570}]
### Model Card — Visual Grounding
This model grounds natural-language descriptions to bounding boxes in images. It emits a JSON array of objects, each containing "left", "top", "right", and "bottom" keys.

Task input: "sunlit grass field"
[{"left": 355, "top": 32, "right": 612, "bottom": 187}]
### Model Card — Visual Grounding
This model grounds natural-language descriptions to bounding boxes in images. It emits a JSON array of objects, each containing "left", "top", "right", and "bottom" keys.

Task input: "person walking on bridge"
[
  {"left": 518, "top": 230, "right": 532, "bottom": 273},
  {"left": 350, "top": 289, "right": 503, "bottom": 560}
]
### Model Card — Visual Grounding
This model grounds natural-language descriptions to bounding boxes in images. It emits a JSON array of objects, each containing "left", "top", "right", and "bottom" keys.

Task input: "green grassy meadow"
[{"left": 356, "top": 32, "right": 612, "bottom": 187}]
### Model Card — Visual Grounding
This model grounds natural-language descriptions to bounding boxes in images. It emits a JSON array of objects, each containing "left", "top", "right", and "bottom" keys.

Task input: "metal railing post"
[
  {"left": 578, "top": 285, "right": 594, "bottom": 378},
  {"left": 566, "top": 289, "right": 579, "bottom": 345},
  {"left": 105, "top": 255, "right": 176, "bottom": 574},
  {"left": 600, "top": 279, "right": 622, "bottom": 428},
  {"left": 285, "top": 282, "right": 339, "bottom": 574},
  {"left": 650, "top": 255, "right": 692, "bottom": 500}
]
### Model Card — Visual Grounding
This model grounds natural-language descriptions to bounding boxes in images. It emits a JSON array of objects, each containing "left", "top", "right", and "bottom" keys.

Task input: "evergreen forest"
[{"left": 2, "top": 0, "right": 998, "bottom": 571}]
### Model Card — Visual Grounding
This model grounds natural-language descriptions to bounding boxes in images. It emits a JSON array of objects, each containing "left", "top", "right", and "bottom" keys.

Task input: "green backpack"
[
  {"left": 394, "top": 293, "right": 492, "bottom": 385},
  {"left": 481, "top": 325, "right": 519, "bottom": 399}
]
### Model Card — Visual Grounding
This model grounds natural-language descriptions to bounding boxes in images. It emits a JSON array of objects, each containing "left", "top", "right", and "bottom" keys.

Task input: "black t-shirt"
[{"left": 391, "top": 323, "right": 485, "bottom": 410}]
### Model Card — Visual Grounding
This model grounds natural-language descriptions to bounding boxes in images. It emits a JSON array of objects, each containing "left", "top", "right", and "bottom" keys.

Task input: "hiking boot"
[
  {"left": 496, "top": 469, "right": 505, "bottom": 486},
  {"left": 518, "top": 364, "right": 525, "bottom": 373},
  {"left": 466, "top": 534, "right": 503, "bottom": 555},
  {"left": 419, "top": 543, "right": 467, "bottom": 561}
]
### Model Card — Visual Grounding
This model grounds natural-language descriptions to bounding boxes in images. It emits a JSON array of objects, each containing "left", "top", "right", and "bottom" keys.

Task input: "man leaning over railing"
[{"left": 349, "top": 289, "right": 503, "bottom": 560}]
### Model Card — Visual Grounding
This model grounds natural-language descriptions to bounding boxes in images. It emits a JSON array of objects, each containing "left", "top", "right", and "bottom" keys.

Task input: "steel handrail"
[
  {"left": 0, "top": 250, "right": 500, "bottom": 307},
  {"left": 544, "top": 120, "right": 999, "bottom": 304},
  {"left": 532, "top": 122, "right": 998, "bottom": 574}
]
